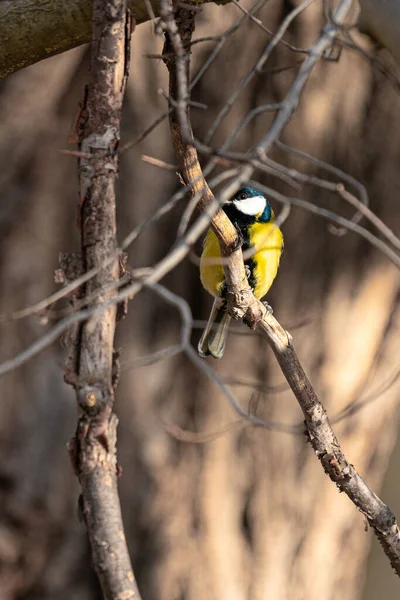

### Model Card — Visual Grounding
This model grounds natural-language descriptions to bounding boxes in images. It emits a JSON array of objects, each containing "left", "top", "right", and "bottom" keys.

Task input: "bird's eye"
[{"left": 239, "top": 192, "right": 247, "bottom": 200}]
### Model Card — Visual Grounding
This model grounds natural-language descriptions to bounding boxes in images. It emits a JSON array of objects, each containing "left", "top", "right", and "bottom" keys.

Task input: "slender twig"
[
  {"left": 231, "top": 0, "right": 309, "bottom": 54},
  {"left": 247, "top": 180, "right": 400, "bottom": 269},
  {"left": 143, "top": 280, "right": 299, "bottom": 434},
  {"left": 162, "top": 418, "right": 248, "bottom": 444},
  {"left": 204, "top": 0, "right": 315, "bottom": 144},
  {"left": 0, "top": 182, "right": 243, "bottom": 376},
  {"left": 164, "top": 0, "right": 400, "bottom": 575},
  {"left": 120, "top": 108, "right": 172, "bottom": 153},
  {"left": 141, "top": 154, "right": 177, "bottom": 170},
  {"left": 331, "top": 367, "right": 400, "bottom": 425},
  {"left": 190, "top": 0, "right": 269, "bottom": 86},
  {"left": 222, "top": 103, "right": 283, "bottom": 150},
  {"left": 120, "top": 0, "right": 304, "bottom": 154},
  {"left": 121, "top": 344, "right": 183, "bottom": 370},
  {"left": 254, "top": 0, "right": 353, "bottom": 157},
  {"left": 176, "top": 168, "right": 240, "bottom": 238},
  {"left": 276, "top": 139, "right": 370, "bottom": 207},
  {"left": 0, "top": 167, "right": 234, "bottom": 325}
]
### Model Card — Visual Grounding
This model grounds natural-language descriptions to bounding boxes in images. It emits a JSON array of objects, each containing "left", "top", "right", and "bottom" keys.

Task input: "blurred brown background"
[{"left": 0, "top": 1, "right": 399, "bottom": 599}]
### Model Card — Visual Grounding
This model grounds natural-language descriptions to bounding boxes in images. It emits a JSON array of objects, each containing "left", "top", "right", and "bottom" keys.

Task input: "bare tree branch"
[
  {"left": 0, "top": 172, "right": 243, "bottom": 377},
  {"left": 0, "top": 0, "right": 233, "bottom": 78},
  {"left": 256, "top": 312, "right": 400, "bottom": 573},
  {"left": 248, "top": 181, "right": 400, "bottom": 268},
  {"left": 163, "top": 0, "right": 400, "bottom": 576},
  {"left": 162, "top": 5, "right": 264, "bottom": 328},
  {"left": 204, "top": 0, "right": 315, "bottom": 145},
  {"left": 2, "top": 1, "right": 400, "bottom": 593},
  {"left": 63, "top": 2, "right": 142, "bottom": 598}
]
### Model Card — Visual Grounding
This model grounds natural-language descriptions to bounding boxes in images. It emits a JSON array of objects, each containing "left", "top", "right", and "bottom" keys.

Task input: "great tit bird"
[{"left": 198, "top": 186, "right": 283, "bottom": 359}]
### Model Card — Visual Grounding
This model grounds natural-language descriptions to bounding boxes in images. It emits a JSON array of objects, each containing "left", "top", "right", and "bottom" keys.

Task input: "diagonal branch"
[
  {"left": 163, "top": 0, "right": 400, "bottom": 577},
  {"left": 63, "top": 2, "right": 142, "bottom": 599},
  {"left": 0, "top": 0, "right": 231, "bottom": 78},
  {"left": 162, "top": 0, "right": 263, "bottom": 325}
]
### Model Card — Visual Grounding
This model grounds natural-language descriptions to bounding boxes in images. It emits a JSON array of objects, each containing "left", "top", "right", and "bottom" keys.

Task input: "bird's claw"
[{"left": 262, "top": 301, "right": 273, "bottom": 315}]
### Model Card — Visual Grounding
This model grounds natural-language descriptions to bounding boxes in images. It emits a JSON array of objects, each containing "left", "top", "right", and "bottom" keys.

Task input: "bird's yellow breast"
[
  {"left": 200, "top": 221, "right": 283, "bottom": 299},
  {"left": 249, "top": 221, "right": 283, "bottom": 298}
]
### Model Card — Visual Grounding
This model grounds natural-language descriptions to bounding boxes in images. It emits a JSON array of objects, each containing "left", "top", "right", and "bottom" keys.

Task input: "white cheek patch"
[{"left": 233, "top": 195, "right": 266, "bottom": 216}]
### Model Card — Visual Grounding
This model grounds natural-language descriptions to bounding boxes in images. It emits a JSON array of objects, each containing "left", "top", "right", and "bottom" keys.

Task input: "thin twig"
[
  {"left": 248, "top": 180, "right": 400, "bottom": 269},
  {"left": 144, "top": 280, "right": 300, "bottom": 434},
  {"left": 165, "top": 0, "right": 400, "bottom": 575},
  {"left": 254, "top": 0, "right": 353, "bottom": 157},
  {"left": 204, "top": 0, "right": 315, "bottom": 145},
  {"left": 0, "top": 169, "right": 231, "bottom": 324},
  {"left": 141, "top": 154, "right": 177, "bottom": 170},
  {"left": 190, "top": 0, "right": 270, "bottom": 87},
  {"left": 0, "top": 183, "right": 241, "bottom": 376},
  {"left": 231, "top": 0, "right": 309, "bottom": 54}
]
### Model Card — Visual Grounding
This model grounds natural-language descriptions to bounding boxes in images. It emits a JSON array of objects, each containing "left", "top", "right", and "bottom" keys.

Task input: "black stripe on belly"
[{"left": 238, "top": 222, "right": 257, "bottom": 292}]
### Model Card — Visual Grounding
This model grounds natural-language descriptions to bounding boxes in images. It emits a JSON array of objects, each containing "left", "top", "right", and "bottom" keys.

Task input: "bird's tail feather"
[{"left": 198, "top": 298, "right": 231, "bottom": 359}]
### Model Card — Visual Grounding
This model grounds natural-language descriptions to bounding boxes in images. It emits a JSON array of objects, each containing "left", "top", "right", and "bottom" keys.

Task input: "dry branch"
[
  {"left": 164, "top": 1, "right": 400, "bottom": 577},
  {"left": 0, "top": 0, "right": 231, "bottom": 79},
  {"left": 257, "top": 317, "right": 400, "bottom": 572},
  {"left": 63, "top": 1, "right": 141, "bottom": 598},
  {"left": 162, "top": 1, "right": 263, "bottom": 325}
]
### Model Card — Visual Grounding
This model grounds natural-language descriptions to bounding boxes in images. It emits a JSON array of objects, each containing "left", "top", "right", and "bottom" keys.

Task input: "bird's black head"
[{"left": 224, "top": 186, "right": 272, "bottom": 225}]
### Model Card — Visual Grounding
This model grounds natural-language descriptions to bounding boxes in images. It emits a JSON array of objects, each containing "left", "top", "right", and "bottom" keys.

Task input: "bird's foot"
[
  {"left": 262, "top": 301, "right": 273, "bottom": 315},
  {"left": 244, "top": 265, "right": 251, "bottom": 280}
]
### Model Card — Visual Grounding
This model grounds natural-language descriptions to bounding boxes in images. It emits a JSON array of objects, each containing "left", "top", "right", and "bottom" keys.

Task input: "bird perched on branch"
[{"left": 199, "top": 186, "right": 283, "bottom": 359}]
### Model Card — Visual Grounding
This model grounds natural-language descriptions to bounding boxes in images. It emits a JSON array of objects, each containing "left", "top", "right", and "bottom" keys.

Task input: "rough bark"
[
  {"left": 164, "top": 0, "right": 400, "bottom": 576},
  {"left": 62, "top": 1, "right": 141, "bottom": 598},
  {"left": 0, "top": 0, "right": 230, "bottom": 78},
  {"left": 0, "top": 1, "right": 399, "bottom": 600}
]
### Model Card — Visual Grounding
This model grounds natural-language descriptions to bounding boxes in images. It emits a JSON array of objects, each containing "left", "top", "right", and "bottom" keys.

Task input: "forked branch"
[
  {"left": 162, "top": 1, "right": 264, "bottom": 324},
  {"left": 163, "top": 1, "right": 400, "bottom": 576},
  {"left": 0, "top": 0, "right": 232, "bottom": 78}
]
